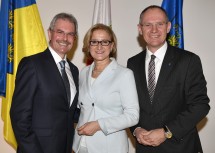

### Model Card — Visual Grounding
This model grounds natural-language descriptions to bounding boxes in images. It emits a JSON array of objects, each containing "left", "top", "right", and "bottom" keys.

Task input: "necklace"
[
  {"left": 92, "top": 59, "right": 111, "bottom": 76},
  {"left": 93, "top": 69, "right": 103, "bottom": 73}
]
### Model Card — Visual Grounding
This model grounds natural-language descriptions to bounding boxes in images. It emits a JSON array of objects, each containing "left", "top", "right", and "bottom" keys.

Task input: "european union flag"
[{"left": 162, "top": 0, "right": 184, "bottom": 49}]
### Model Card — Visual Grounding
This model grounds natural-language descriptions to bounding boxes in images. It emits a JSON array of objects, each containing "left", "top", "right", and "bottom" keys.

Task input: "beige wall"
[{"left": 1, "top": 0, "right": 215, "bottom": 152}]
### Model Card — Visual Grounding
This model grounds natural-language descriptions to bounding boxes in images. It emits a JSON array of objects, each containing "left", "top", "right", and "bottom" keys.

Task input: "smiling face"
[
  {"left": 138, "top": 8, "right": 171, "bottom": 53},
  {"left": 48, "top": 18, "right": 76, "bottom": 59},
  {"left": 89, "top": 29, "right": 114, "bottom": 63}
]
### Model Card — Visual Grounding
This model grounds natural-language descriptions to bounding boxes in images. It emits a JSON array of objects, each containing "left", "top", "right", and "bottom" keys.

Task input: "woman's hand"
[{"left": 77, "top": 121, "right": 101, "bottom": 136}]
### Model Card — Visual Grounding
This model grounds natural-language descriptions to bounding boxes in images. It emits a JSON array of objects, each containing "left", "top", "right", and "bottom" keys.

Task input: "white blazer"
[{"left": 73, "top": 58, "right": 139, "bottom": 153}]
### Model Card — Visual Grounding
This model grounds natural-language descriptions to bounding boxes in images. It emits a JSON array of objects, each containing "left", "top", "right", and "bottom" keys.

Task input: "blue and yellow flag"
[
  {"left": 0, "top": 0, "right": 13, "bottom": 97},
  {"left": 0, "top": 0, "right": 47, "bottom": 149},
  {"left": 162, "top": 0, "right": 184, "bottom": 49}
]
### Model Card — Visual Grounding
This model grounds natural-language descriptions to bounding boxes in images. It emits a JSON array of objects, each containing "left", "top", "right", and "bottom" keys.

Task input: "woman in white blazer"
[{"left": 73, "top": 24, "right": 139, "bottom": 153}]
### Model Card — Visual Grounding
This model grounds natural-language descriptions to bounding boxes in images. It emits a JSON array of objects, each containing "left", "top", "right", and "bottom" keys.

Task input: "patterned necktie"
[
  {"left": 148, "top": 55, "right": 156, "bottom": 103},
  {"left": 59, "top": 60, "right": 71, "bottom": 105}
]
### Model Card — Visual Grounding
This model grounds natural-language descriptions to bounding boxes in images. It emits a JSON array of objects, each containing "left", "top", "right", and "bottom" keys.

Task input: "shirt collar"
[
  {"left": 49, "top": 46, "right": 67, "bottom": 64},
  {"left": 146, "top": 42, "right": 167, "bottom": 61}
]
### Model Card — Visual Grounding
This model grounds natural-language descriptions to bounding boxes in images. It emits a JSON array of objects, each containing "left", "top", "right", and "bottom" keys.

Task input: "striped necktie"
[
  {"left": 148, "top": 55, "right": 156, "bottom": 103},
  {"left": 59, "top": 60, "right": 71, "bottom": 105}
]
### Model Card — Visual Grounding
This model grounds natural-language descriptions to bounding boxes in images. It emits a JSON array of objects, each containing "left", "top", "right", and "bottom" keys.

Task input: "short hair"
[
  {"left": 49, "top": 12, "right": 78, "bottom": 36},
  {"left": 139, "top": 5, "right": 169, "bottom": 24},
  {"left": 83, "top": 23, "right": 117, "bottom": 58}
]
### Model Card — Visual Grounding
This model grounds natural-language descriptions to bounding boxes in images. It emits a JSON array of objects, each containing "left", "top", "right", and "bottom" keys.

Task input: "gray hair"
[{"left": 49, "top": 12, "right": 78, "bottom": 36}]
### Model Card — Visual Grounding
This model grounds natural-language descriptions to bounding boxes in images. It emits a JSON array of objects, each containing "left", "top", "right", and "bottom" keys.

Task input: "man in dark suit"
[
  {"left": 10, "top": 13, "right": 79, "bottom": 153},
  {"left": 127, "top": 5, "right": 210, "bottom": 153}
]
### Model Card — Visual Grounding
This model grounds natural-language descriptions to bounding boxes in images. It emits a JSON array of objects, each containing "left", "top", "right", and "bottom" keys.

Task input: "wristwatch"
[{"left": 163, "top": 125, "right": 172, "bottom": 139}]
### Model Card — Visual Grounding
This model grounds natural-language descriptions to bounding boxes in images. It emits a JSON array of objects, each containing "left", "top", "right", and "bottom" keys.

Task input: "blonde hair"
[{"left": 82, "top": 23, "right": 117, "bottom": 58}]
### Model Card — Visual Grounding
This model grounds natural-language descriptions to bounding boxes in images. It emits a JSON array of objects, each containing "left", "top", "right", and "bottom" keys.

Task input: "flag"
[
  {"left": 0, "top": 0, "right": 12, "bottom": 97},
  {"left": 162, "top": 0, "right": 184, "bottom": 49},
  {"left": 92, "top": 0, "right": 111, "bottom": 27},
  {"left": 86, "top": 0, "right": 112, "bottom": 65},
  {"left": 0, "top": 0, "right": 47, "bottom": 149}
]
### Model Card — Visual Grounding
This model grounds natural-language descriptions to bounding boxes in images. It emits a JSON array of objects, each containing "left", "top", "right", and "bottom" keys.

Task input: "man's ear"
[
  {"left": 167, "top": 22, "right": 171, "bottom": 33},
  {"left": 48, "top": 29, "right": 51, "bottom": 41},
  {"left": 137, "top": 24, "right": 143, "bottom": 35}
]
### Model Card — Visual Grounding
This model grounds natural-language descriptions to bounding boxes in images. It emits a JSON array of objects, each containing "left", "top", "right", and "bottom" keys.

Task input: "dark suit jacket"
[
  {"left": 127, "top": 44, "right": 210, "bottom": 153},
  {"left": 10, "top": 49, "right": 79, "bottom": 153}
]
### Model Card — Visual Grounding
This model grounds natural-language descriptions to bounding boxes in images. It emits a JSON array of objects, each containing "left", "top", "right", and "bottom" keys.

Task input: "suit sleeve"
[
  {"left": 10, "top": 57, "right": 44, "bottom": 153},
  {"left": 167, "top": 54, "right": 210, "bottom": 140}
]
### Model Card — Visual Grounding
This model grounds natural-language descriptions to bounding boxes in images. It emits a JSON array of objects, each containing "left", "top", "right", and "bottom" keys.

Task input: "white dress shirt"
[
  {"left": 145, "top": 42, "right": 167, "bottom": 86},
  {"left": 49, "top": 46, "right": 76, "bottom": 106}
]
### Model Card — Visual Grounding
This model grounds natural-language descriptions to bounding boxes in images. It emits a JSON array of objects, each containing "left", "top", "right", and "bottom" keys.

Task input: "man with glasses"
[
  {"left": 127, "top": 5, "right": 210, "bottom": 153},
  {"left": 10, "top": 13, "right": 79, "bottom": 153}
]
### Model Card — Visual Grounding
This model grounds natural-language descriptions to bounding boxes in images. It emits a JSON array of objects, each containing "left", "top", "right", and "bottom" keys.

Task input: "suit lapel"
[
  {"left": 45, "top": 50, "right": 70, "bottom": 107},
  {"left": 153, "top": 45, "right": 175, "bottom": 102},
  {"left": 67, "top": 59, "right": 79, "bottom": 108},
  {"left": 87, "top": 59, "right": 116, "bottom": 99},
  {"left": 85, "top": 63, "right": 94, "bottom": 99},
  {"left": 93, "top": 59, "right": 116, "bottom": 86},
  {"left": 132, "top": 51, "right": 152, "bottom": 111},
  {"left": 67, "top": 59, "right": 78, "bottom": 92},
  {"left": 138, "top": 51, "right": 149, "bottom": 100},
  {"left": 45, "top": 50, "right": 65, "bottom": 86}
]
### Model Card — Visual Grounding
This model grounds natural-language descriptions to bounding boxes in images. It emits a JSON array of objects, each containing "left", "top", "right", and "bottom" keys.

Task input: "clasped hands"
[
  {"left": 135, "top": 127, "right": 166, "bottom": 147},
  {"left": 78, "top": 121, "right": 101, "bottom": 136}
]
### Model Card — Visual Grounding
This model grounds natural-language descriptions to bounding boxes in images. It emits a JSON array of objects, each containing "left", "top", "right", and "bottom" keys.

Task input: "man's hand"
[
  {"left": 135, "top": 128, "right": 166, "bottom": 147},
  {"left": 142, "top": 128, "right": 166, "bottom": 147},
  {"left": 134, "top": 127, "right": 150, "bottom": 145}
]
